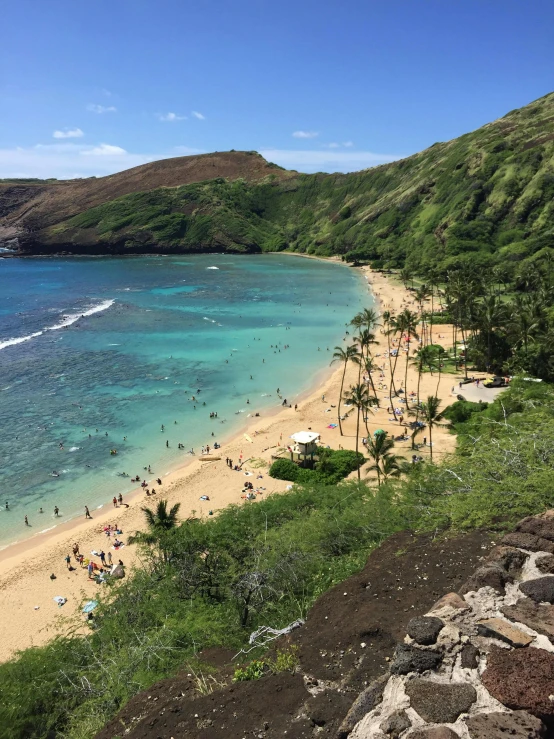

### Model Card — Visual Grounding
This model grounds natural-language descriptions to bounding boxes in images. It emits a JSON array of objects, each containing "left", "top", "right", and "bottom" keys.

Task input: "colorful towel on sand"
[{"left": 327, "top": 423, "right": 338, "bottom": 428}]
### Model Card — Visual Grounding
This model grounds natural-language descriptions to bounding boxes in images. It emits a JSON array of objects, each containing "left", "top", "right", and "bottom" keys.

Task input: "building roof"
[{"left": 290, "top": 431, "right": 321, "bottom": 444}]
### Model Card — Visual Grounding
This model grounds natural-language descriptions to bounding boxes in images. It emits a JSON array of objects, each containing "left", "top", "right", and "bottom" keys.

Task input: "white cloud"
[
  {"left": 53, "top": 128, "right": 84, "bottom": 139},
  {"left": 192, "top": 110, "right": 205, "bottom": 120},
  {"left": 326, "top": 143, "right": 340, "bottom": 148},
  {"left": 343, "top": 141, "right": 354, "bottom": 147},
  {"left": 292, "top": 130, "right": 319, "bottom": 139},
  {"left": 259, "top": 148, "right": 403, "bottom": 174},
  {"left": 87, "top": 103, "right": 117, "bottom": 114},
  {"left": 158, "top": 112, "right": 187, "bottom": 122},
  {"left": 0, "top": 142, "right": 156, "bottom": 179},
  {"left": 82, "top": 143, "right": 127, "bottom": 156}
]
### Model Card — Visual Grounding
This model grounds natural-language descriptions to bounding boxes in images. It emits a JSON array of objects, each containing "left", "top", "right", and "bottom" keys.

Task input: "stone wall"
[{"left": 339, "top": 511, "right": 554, "bottom": 739}]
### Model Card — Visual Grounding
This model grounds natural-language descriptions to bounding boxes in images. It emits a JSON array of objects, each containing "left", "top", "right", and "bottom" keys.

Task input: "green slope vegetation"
[
  {"left": 2, "top": 378, "right": 554, "bottom": 739},
  {"left": 30, "top": 91, "right": 554, "bottom": 274}
]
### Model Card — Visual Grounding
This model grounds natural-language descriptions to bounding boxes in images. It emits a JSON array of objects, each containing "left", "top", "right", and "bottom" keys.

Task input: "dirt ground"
[{"left": 96, "top": 528, "right": 494, "bottom": 739}]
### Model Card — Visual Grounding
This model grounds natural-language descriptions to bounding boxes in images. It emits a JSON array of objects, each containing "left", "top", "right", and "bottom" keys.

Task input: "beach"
[{"left": 0, "top": 264, "right": 468, "bottom": 662}]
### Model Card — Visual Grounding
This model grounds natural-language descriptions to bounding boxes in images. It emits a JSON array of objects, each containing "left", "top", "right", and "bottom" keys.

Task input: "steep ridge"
[{"left": 2, "top": 92, "right": 554, "bottom": 270}]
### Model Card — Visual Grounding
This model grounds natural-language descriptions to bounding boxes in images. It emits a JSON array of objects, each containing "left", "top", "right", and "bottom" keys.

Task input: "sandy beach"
[{"left": 0, "top": 263, "right": 473, "bottom": 662}]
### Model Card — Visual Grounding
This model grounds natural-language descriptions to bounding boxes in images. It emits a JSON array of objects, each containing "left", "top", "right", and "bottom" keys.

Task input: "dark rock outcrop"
[
  {"left": 336, "top": 674, "right": 389, "bottom": 739},
  {"left": 406, "top": 616, "right": 444, "bottom": 645},
  {"left": 536, "top": 554, "right": 554, "bottom": 574},
  {"left": 459, "top": 564, "right": 512, "bottom": 595},
  {"left": 405, "top": 680, "right": 477, "bottom": 723},
  {"left": 520, "top": 576, "right": 554, "bottom": 604},
  {"left": 501, "top": 532, "right": 554, "bottom": 554},
  {"left": 389, "top": 644, "right": 442, "bottom": 675}
]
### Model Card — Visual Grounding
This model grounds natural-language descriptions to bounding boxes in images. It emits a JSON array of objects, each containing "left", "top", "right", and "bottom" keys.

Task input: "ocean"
[{"left": 0, "top": 254, "right": 370, "bottom": 547}]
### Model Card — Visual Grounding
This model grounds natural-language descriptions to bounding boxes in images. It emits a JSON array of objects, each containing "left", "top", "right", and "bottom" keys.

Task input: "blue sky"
[{"left": 1, "top": 0, "right": 553, "bottom": 178}]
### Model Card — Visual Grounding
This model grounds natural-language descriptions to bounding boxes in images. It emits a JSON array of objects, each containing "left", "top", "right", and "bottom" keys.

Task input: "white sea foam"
[
  {"left": 207, "top": 266, "right": 219, "bottom": 270},
  {"left": 68, "top": 446, "right": 80, "bottom": 452},
  {"left": 0, "top": 299, "right": 115, "bottom": 351}
]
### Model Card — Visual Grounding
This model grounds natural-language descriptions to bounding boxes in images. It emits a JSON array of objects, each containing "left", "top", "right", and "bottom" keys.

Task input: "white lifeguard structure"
[{"left": 290, "top": 431, "right": 321, "bottom": 457}]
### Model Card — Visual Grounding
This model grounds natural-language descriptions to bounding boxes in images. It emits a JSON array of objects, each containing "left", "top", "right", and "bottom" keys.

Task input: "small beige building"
[{"left": 290, "top": 431, "right": 321, "bottom": 457}]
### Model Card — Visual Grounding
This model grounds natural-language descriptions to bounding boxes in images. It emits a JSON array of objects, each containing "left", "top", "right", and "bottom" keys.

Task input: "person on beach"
[
  {"left": 73, "top": 542, "right": 80, "bottom": 558},
  {"left": 107, "top": 551, "right": 113, "bottom": 566},
  {"left": 5, "top": 501, "right": 9, "bottom": 510},
  {"left": 118, "top": 493, "right": 123, "bottom": 506},
  {"left": 85, "top": 506, "right": 92, "bottom": 519},
  {"left": 24, "top": 515, "right": 29, "bottom": 526},
  {"left": 65, "top": 554, "right": 71, "bottom": 569},
  {"left": 113, "top": 496, "right": 117, "bottom": 507},
  {"left": 54, "top": 506, "right": 59, "bottom": 517},
  {"left": 99, "top": 550, "right": 106, "bottom": 566}
]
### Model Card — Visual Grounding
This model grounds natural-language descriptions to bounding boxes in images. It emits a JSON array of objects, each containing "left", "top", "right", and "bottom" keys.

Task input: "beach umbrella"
[{"left": 82, "top": 600, "right": 98, "bottom": 614}]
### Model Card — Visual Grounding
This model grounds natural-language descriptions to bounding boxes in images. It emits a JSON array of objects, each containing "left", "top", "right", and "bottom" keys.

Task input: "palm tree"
[
  {"left": 475, "top": 292, "right": 508, "bottom": 371},
  {"left": 380, "top": 453, "right": 406, "bottom": 483},
  {"left": 365, "top": 432, "right": 394, "bottom": 486},
  {"left": 128, "top": 499, "right": 181, "bottom": 554},
  {"left": 363, "top": 355, "right": 380, "bottom": 402},
  {"left": 399, "top": 309, "right": 419, "bottom": 396},
  {"left": 331, "top": 344, "right": 359, "bottom": 435},
  {"left": 417, "top": 396, "right": 447, "bottom": 462},
  {"left": 400, "top": 267, "right": 413, "bottom": 289},
  {"left": 343, "top": 384, "right": 375, "bottom": 480}
]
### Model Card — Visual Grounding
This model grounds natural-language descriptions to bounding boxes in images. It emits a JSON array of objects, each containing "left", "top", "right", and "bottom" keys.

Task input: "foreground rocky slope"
[
  {"left": 3, "top": 92, "right": 554, "bottom": 272},
  {"left": 97, "top": 510, "right": 554, "bottom": 739},
  {"left": 96, "top": 530, "right": 493, "bottom": 739}
]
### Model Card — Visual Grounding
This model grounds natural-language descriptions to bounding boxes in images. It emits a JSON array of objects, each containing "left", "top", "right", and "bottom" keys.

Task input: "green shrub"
[{"left": 268, "top": 458, "right": 299, "bottom": 481}]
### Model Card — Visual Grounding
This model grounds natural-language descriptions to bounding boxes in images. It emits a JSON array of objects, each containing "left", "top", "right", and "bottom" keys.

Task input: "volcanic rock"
[
  {"left": 536, "top": 554, "right": 554, "bottom": 575},
  {"left": 429, "top": 592, "right": 469, "bottom": 615},
  {"left": 476, "top": 617, "right": 533, "bottom": 647},
  {"left": 520, "top": 576, "right": 554, "bottom": 604},
  {"left": 502, "top": 597, "right": 554, "bottom": 641},
  {"left": 408, "top": 728, "right": 460, "bottom": 739},
  {"left": 516, "top": 516, "right": 554, "bottom": 541},
  {"left": 389, "top": 644, "right": 442, "bottom": 675},
  {"left": 459, "top": 564, "right": 512, "bottom": 595},
  {"left": 336, "top": 673, "right": 389, "bottom": 739},
  {"left": 481, "top": 646, "right": 554, "bottom": 718},
  {"left": 465, "top": 709, "right": 546, "bottom": 738},
  {"left": 486, "top": 545, "right": 529, "bottom": 575},
  {"left": 501, "top": 532, "right": 554, "bottom": 554},
  {"left": 460, "top": 643, "right": 480, "bottom": 669},
  {"left": 380, "top": 709, "right": 411, "bottom": 736},
  {"left": 406, "top": 616, "right": 444, "bottom": 645},
  {"left": 405, "top": 680, "right": 476, "bottom": 723}
]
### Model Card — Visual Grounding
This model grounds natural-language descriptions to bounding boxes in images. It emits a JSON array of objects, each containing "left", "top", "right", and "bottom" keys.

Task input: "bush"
[
  {"left": 268, "top": 458, "right": 299, "bottom": 481},
  {"left": 442, "top": 400, "right": 488, "bottom": 426}
]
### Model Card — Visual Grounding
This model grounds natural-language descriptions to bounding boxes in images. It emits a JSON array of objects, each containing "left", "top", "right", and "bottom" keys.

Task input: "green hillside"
[{"left": 25, "top": 92, "right": 554, "bottom": 273}]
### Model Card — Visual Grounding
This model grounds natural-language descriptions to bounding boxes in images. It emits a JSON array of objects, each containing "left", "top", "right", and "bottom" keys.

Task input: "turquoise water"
[{"left": 0, "top": 254, "right": 369, "bottom": 546}]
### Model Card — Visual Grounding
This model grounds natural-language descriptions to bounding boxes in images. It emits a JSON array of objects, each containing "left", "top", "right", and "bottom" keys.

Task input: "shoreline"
[
  {"left": 0, "top": 252, "right": 358, "bottom": 559},
  {"left": 0, "top": 260, "right": 466, "bottom": 662}
]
